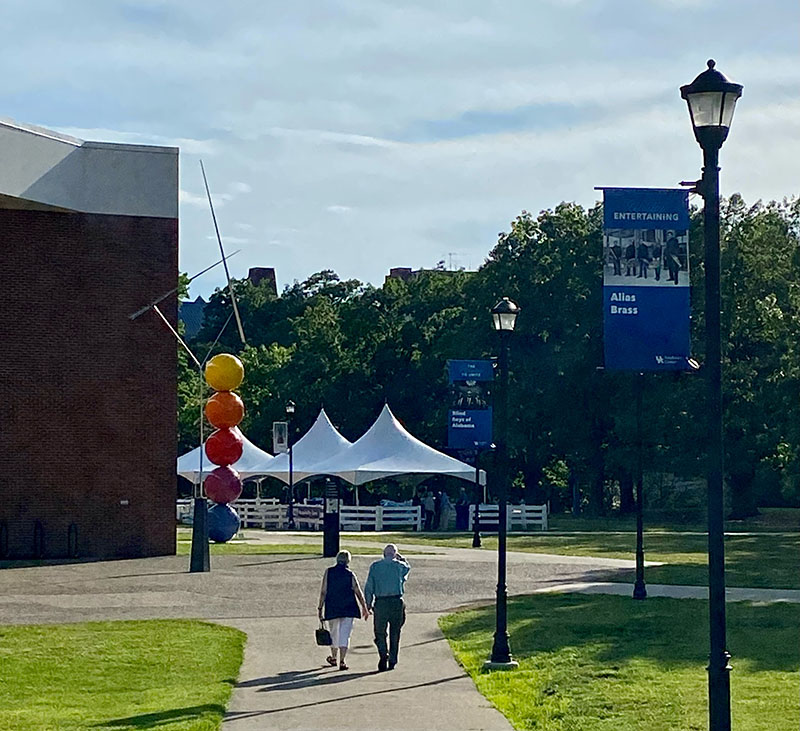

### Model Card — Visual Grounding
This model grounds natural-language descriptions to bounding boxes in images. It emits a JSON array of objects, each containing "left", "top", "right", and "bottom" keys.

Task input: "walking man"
[{"left": 364, "top": 544, "right": 410, "bottom": 672}]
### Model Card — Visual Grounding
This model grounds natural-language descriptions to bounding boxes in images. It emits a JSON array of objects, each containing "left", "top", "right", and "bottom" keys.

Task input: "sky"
[{"left": 2, "top": 0, "right": 797, "bottom": 299}]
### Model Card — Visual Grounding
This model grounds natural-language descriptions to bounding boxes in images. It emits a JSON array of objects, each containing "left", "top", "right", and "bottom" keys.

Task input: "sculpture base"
[{"left": 483, "top": 659, "right": 519, "bottom": 672}]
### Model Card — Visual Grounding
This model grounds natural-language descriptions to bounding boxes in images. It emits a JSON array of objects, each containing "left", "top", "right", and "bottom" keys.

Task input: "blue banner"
[
  {"left": 448, "top": 408, "right": 493, "bottom": 450},
  {"left": 447, "top": 359, "right": 493, "bottom": 449},
  {"left": 602, "top": 188, "right": 691, "bottom": 371},
  {"left": 447, "top": 359, "right": 494, "bottom": 382}
]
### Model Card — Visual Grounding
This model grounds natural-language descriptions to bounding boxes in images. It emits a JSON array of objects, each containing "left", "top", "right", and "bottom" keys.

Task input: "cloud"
[{"left": 1, "top": 0, "right": 796, "bottom": 298}]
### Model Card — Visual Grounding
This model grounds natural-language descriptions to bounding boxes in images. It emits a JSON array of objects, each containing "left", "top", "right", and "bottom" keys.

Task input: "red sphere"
[
  {"left": 204, "top": 466, "right": 242, "bottom": 504},
  {"left": 205, "top": 427, "right": 244, "bottom": 467}
]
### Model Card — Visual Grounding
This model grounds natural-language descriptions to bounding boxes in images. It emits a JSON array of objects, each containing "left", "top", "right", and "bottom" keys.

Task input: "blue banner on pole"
[
  {"left": 447, "top": 359, "right": 493, "bottom": 449},
  {"left": 448, "top": 408, "right": 493, "bottom": 450},
  {"left": 602, "top": 188, "right": 691, "bottom": 371},
  {"left": 447, "top": 359, "right": 494, "bottom": 382}
]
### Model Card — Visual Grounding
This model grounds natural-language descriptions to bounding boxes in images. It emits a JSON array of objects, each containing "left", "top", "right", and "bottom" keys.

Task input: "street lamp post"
[
  {"left": 681, "top": 59, "right": 742, "bottom": 731},
  {"left": 472, "top": 449, "right": 482, "bottom": 548},
  {"left": 485, "top": 297, "right": 520, "bottom": 671},
  {"left": 285, "top": 399, "right": 296, "bottom": 530}
]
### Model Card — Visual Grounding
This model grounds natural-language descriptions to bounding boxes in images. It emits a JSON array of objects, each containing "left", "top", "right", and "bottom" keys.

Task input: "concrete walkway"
[
  {"left": 2, "top": 535, "right": 798, "bottom": 730},
  {"left": 222, "top": 614, "right": 511, "bottom": 731}
]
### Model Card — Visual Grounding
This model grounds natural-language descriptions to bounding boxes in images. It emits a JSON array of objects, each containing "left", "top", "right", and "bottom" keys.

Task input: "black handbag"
[{"left": 315, "top": 621, "right": 332, "bottom": 646}]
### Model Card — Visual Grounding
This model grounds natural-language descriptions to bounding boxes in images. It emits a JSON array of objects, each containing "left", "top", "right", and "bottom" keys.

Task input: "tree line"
[{"left": 178, "top": 194, "right": 800, "bottom": 518}]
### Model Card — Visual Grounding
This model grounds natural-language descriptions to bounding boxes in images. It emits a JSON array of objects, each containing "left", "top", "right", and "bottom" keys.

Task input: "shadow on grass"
[
  {"left": 96, "top": 703, "right": 225, "bottom": 728},
  {"left": 445, "top": 593, "right": 800, "bottom": 673}
]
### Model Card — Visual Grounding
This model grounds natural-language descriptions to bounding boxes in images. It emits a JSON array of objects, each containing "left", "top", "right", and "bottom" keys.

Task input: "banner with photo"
[
  {"left": 602, "top": 188, "right": 691, "bottom": 371},
  {"left": 447, "top": 359, "right": 493, "bottom": 450}
]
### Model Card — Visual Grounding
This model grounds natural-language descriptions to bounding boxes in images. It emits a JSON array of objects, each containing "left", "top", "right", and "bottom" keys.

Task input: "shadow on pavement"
[{"left": 224, "top": 675, "right": 464, "bottom": 721}]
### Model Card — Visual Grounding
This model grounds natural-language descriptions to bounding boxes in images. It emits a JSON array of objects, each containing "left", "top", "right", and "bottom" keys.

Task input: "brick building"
[{"left": 0, "top": 119, "right": 178, "bottom": 560}]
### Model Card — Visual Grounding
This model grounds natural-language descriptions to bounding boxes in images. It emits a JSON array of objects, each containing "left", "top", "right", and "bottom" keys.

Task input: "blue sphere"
[{"left": 208, "top": 503, "right": 240, "bottom": 543}]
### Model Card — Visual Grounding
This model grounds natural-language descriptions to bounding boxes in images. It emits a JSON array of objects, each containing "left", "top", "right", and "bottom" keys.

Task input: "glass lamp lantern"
[
  {"left": 680, "top": 60, "right": 743, "bottom": 150},
  {"left": 491, "top": 298, "right": 520, "bottom": 332}
]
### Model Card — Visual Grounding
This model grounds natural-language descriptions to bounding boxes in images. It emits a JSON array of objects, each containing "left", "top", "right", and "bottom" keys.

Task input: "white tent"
[
  {"left": 177, "top": 427, "right": 275, "bottom": 483},
  {"left": 264, "top": 408, "right": 352, "bottom": 484},
  {"left": 304, "top": 404, "right": 485, "bottom": 486}
]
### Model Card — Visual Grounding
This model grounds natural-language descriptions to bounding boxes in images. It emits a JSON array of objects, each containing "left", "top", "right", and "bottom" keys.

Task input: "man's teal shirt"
[{"left": 364, "top": 556, "right": 410, "bottom": 606}]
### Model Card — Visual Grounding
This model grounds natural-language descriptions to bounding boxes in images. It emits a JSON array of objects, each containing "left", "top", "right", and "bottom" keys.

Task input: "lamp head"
[
  {"left": 285, "top": 399, "right": 296, "bottom": 416},
  {"left": 680, "top": 59, "right": 742, "bottom": 150},
  {"left": 491, "top": 297, "right": 520, "bottom": 332}
]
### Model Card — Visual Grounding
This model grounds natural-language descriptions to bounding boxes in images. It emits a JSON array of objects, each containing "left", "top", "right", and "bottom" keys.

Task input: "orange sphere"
[{"left": 205, "top": 391, "right": 245, "bottom": 429}]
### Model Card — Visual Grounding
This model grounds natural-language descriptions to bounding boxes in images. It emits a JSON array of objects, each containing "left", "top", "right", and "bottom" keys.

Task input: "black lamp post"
[
  {"left": 285, "top": 399, "right": 296, "bottom": 530},
  {"left": 485, "top": 297, "right": 520, "bottom": 670},
  {"left": 681, "top": 59, "right": 742, "bottom": 731}
]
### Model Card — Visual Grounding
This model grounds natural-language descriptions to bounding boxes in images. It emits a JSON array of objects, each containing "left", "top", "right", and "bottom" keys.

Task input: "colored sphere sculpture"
[
  {"left": 205, "top": 427, "right": 244, "bottom": 467},
  {"left": 205, "top": 391, "right": 244, "bottom": 429},
  {"left": 208, "top": 502, "right": 241, "bottom": 543},
  {"left": 204, "top": 466, "right": 243, "bottom": 504},
  {"left": 202, "top": 353, "right": 246, "bottom": 544},
  {"left": 205, "top": 353, "right": 244, "bottom": 392}
]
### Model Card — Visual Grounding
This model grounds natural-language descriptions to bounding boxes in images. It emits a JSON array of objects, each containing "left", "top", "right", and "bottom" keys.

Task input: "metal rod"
[
  {"left": 199, "top": 159, "right": 246, "bottom": 345},
  {"left": 128, "top": 250, "right": 241, "bottom": 321},
  {"left": 152, "top": 305, "right": 201, "bottom": 369}
]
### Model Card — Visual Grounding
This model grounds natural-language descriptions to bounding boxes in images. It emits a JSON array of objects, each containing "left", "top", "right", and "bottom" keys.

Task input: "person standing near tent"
[
  {"left": 318, "top": 550, "right": 370, "bottom": 671},
  {"left": 364, "top": 544, "right": 411, "bottom": 672},
  {"left": 439, "top": 491, "right": 452, "bottom": 530},
  {"left": 423, "top": 491, "right": 436, "bottom": 531}
]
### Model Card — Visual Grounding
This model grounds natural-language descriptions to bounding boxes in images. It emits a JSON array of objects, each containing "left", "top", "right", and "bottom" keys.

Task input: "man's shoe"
[
  {"left": 378, "top": 655, "right": 389, "bottom": 672},
  {"left": 388, "top": 661, "right": 396, "bottom": 670}
]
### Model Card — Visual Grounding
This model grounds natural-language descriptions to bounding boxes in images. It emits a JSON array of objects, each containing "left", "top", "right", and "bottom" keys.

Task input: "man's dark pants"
[{"left": 373, "top": 596, "right": 405, "bottom": 666}]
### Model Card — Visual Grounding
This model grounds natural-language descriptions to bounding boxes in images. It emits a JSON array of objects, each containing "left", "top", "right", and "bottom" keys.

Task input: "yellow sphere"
[{"left": 205, "top": 354, "right": 244, "bottom": 392}]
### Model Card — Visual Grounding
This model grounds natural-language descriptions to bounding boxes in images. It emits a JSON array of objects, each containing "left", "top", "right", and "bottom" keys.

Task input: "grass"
[
  {"left": 0, "top": 619, "right": 245, "bottom": 731},
  {"left": 440, "top": 593, "right": 800, "bottom": 730},
  {"left": 175, "top": 529, "right": 428, "bottom": 556},
  {"left": 345, "top": 508, "right": 800, "bottom": 589}
]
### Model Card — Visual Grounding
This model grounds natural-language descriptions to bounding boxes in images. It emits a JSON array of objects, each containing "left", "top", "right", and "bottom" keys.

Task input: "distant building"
[
  {"left": 248, "top": 266, "right": 277, "bottom": 294},
  {"left": 0, "top": 118, "right": 178, "bottom": 560},
  {"left": 179, "top": 296, "right": 207, "bottom": 340},
  {"left": 385, "top": 265, "right": 474, "bottom": 286}
]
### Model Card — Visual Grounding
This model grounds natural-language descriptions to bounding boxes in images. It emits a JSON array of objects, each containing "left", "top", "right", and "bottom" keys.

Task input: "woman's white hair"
[{"left": 336, "top": 550, "right": 351, "bottom": 565}]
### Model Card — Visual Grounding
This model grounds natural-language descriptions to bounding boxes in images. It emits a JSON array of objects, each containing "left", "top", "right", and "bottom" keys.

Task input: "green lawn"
[
  {"left": 346, "top": 510, "right": 800, "bottom": 589},
  {"left": 175, "top": 540, "right": 381, "bottom": 556},
  {"left": 440, "top": 594, "right": 800, "bottom": 731},
  {"left": 175, "top": 530, "right": 426, "bottom": 556},
  {"left": 0, "top": 619, "right": 245, "bottom": 731}
]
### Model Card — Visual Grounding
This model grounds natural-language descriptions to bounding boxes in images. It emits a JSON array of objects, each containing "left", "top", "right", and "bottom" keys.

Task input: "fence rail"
[
  {"left": 468, "top": 503, "right": 548, "bottom": 531},
  {"left": 177, "top": 500, "right": 547, "bottom": 531}
]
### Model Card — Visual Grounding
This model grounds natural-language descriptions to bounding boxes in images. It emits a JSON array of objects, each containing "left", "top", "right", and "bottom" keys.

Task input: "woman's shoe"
[
  {"left": 326, "top": 656, "right": 337, "bottom": 666},
  {"left": 339, "top": 662, "right": 348, "bottom": 671}
]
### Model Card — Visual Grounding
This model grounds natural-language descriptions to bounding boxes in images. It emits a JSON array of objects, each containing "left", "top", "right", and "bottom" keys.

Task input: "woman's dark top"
[{"left": 323, "top": 564, "right": 360, "bottom": 620}]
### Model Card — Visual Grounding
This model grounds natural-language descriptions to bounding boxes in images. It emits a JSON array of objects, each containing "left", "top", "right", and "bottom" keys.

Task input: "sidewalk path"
[{"left": 222, "top": 614, "right": 512, "bottom": 731}]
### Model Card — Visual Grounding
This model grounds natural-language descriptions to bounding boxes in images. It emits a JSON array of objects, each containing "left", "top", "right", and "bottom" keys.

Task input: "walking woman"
[{"left": 318, "top": 550, "right": 369, "bottom": 670}]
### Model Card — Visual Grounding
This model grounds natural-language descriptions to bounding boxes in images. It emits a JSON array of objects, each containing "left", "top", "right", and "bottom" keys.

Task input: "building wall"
[{"left": 0, "top": 208, "right": 177, "bottom": 559}]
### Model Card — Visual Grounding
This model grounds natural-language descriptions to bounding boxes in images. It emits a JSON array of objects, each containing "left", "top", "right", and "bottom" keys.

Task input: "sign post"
[{"left": 323, "top": 479, "right": 340, "bottom": 558}]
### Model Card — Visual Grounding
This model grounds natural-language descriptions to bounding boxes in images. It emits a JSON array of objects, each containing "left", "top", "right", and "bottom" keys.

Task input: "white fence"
[
  {"left": 177, "top": 500, "right": 547, "bottom": 531},
  {"left": 468, "top": 503, "right": 548, "bottom": 531},
  {"left": 176, "top": 500, "right": 421, "bottom": 531}
]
